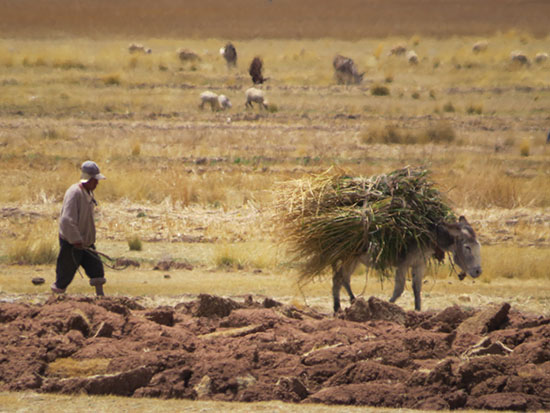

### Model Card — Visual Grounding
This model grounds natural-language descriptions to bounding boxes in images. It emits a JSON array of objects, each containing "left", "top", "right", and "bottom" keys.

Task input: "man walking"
[{"left": 52, "top": 161, "right": 107, "bottom": 296}]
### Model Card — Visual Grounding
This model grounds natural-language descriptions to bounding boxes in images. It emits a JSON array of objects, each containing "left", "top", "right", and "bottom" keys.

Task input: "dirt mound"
[{"left": 1, "top": 294, "right": 549, "bottom": 410}]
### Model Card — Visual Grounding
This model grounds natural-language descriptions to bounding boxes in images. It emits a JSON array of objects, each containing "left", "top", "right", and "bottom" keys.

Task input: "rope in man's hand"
[{"left": 84, "top": 247, "right": 132, "bottom": 270}]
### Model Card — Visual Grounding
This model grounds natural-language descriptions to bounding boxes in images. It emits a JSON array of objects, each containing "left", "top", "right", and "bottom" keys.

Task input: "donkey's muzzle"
[{"left": 470, "top": 266, "right": 482, "bottom": 278}]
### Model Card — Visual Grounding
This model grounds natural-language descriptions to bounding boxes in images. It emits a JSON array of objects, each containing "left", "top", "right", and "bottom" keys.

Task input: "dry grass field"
[{"left": 1, "top": 1, "right": 550, "bottom": 412}]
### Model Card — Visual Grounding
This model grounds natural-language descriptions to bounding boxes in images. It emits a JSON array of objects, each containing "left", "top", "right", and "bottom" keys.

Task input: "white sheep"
[
  {"left": 217, "top": 94, "right": 232, "bottom": 110},
  {"left": 128, "top": 43, "right": 152, "bottom": 54},
  {"left": 199, "top": 91, "right": 232, "bottom": 111},
  {"left": 406, "top": 50, "right": 419, "bottom": 65},
  {"left": 535, "top": 52, "right": 548, "bottom": 64},
  {"left": 245, "top": 87, "right": 269, "bottom": 110},
  {"left": 472, "top": 40, "right": 488, "bottom": 53}
]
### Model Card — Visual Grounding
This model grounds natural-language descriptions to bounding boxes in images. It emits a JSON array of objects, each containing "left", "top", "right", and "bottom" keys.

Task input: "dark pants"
[{"left": 55, "top": 237, "right": 104, "bottom": 289}]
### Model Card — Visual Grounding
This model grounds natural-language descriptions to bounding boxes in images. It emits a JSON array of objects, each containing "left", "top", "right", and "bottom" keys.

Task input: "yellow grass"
[
  {"left": 0, "top": 391, "right": 467, "bottom": 413},
  {"left": 47, "top": 358, "right": 111, "bottom": 378},
  {"left": 1, "top": 244, "right": 549, "bottom": 315}
]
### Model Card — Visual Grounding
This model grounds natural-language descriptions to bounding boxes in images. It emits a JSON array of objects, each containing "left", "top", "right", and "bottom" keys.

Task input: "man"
[{"left": 52, "top": 161, "right": 107, "bottom": 296}]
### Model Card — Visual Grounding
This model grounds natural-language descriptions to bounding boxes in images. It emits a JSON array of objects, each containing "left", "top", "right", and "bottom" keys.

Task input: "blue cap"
[{"left": 80, "top": 161, "right": 106, "bottom": 182}]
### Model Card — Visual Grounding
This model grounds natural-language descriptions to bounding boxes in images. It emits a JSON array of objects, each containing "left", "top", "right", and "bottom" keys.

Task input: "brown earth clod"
[{"left": 0, "top": 295, "right": 549, "bottom": 410}]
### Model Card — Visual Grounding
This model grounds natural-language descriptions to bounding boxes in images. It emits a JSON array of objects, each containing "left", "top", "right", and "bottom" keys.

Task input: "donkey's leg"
[
  {"left": 332, "top": 264, "right": 344, "bottom": 313},
  {"left": 341, "top": 259, "right": 358, "bottom": 305},
  {"left": 389, "top": 263, "right": 407, "bottom": 304},
  {"left": 411, "top": 262, "right": 426, "bottom": 311},
  {"left": 332, "top": 259, "right": 359, "bottom": 312}
]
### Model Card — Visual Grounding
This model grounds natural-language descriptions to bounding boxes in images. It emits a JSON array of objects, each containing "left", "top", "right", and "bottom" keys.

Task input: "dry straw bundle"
[{"left": 275, "top": 166, "right": 455, "bottom": 279}]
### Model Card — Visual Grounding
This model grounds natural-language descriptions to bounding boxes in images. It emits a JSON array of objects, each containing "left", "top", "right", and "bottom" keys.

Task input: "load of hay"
[{"left": 274, "top": 166, "right": 455, "bottom": 279}]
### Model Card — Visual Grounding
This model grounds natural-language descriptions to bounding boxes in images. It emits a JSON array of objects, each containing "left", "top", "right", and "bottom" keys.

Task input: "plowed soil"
[{"left": 1, "top": 294, "right": 549, "bottom": 410}]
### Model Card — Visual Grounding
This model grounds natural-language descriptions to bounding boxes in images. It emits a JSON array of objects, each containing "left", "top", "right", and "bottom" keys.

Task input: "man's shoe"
[{"left": 51, "top": 283, "right": 66, "bottom": 294}]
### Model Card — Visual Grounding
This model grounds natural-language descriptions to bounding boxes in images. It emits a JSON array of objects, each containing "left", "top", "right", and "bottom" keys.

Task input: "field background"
[{"left": 1, "top": 1, "right": 550, "bottom": 411}]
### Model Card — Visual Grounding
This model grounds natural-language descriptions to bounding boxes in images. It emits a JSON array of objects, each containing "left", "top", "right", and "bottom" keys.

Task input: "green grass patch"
[
  {"left": 127, "top": 236, "right": 143, "bottom": 251},
  {"left": 371, "top": 84, "right": 390, "bottom": 96}
]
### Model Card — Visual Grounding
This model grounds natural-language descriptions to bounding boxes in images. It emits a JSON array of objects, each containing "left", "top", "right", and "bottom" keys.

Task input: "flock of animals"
[
  {"left": 127, "top": 39, "right": 549, "bottom": 113},
  {"left": 129, "top": 41, "right": 270, "bottom": 112}
]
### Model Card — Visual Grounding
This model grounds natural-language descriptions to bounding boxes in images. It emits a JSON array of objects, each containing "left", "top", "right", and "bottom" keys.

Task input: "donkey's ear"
[
  {"left": 436, "top": 222, "right": 460, "bottom": 248},
  {"left": 459, "top": 215, "right": 468, "bottom": 224}
]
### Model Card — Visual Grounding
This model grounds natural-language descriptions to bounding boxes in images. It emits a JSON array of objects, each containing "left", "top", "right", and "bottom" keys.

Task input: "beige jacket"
[{"left": 58, "top": 183, "right": 97, "bottom": 246}]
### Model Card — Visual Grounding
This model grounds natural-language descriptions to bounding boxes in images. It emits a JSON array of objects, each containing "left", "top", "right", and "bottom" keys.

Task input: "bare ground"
[{"left": 1, "top": 293, "right": 549, "bottom": 410}]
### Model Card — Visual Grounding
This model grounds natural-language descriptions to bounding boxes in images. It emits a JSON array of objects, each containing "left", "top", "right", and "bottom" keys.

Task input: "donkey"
[
  {"left": 333, "top": 54, "right": 365, "bottom": 85},
  {"left": 331, "top": 216, "right": 482, "bottom": 312}
]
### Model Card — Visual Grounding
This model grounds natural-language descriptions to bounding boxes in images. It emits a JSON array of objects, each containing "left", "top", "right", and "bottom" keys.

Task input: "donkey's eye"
[{"left": 465, "top": 245, "right": 472, "bottom": 252}]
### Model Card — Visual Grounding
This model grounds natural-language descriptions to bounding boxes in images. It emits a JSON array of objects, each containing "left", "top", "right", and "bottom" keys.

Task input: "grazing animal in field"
[
  {"left": 389, "top": 44, "right": 407, "bottom": 56},
  {"left": 245, "top": 87, "right": 268, "bottom": 109},
  {"left": 199, "top": 91, "right": 232, "bottom": 111},
  {"left": 128, "top": 43, "right": 152, "bottom": 54},
  {"left": 472, "top": 40, "right": 488, "bottom": 53},
  {"left": 220, "top": 42, "right": 237, "bottom": 68},
  {"left": 332, "top": 54, "right": 364, "bottom": 85},
  {"left": 535, "top": 52, "right": 548, "bottom": 64},
  {"left": 249, "top": 56, "right": 267, "bottom": 84},
  {"left": 510, "top": 51, "right": 530, "bottom": 66},
  {"left": 178, "top": 48, "right": 200, "bottom": 62},
  {"left": 331, "top": 216, "right": 482, "bottom": 312},
  {"left": 406, "top": 50, "right": 419, "bottom": 65},
  {"left": 217, "top": 94, "right": 232, "bottom": 110}
]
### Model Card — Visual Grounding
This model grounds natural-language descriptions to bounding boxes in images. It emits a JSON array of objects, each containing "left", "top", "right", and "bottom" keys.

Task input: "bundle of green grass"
[{"left": 275, "top": 166, "right": 455, "bottom": 279}]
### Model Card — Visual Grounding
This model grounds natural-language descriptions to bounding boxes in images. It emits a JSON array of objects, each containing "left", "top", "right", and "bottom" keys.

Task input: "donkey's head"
[
  {"left": 353, "top": 72, "right": 365, "bottom": 84},
  {"left": 436, "top": 216, "right": 482, "bottom": 279}
]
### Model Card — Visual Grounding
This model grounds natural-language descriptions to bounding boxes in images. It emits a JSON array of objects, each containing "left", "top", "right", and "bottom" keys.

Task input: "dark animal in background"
[
  {"left": 220, "top": 42, "right": 237, "bottom": 68},
  {"left": 510, "top": 51, "right": 530, "bottom": 66},
  {"left": 178, "top": 48, "right": 200, "bottom": 62},
  {"left": 128, "top": 43, "right": 152, "bottom": 54},
  {"left": 249, "top": 56, "right": 268, "bottom": 84},
  {"left": 332, "top": 54, "right": 364, "bottom": 85}
]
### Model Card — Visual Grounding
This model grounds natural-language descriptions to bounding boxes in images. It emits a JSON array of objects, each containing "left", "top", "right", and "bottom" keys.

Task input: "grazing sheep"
[
  {"left": 511, "top": 51, "right": 530, "bottom": 65},
  {"left": 472, "top": 40, "right": 488, "bottom": 53},
  {"left": 245, "top": 87, "right": 268, "bottom": 110},
  {"left": 249, "top": 57, "right": 267, "bottom": 84},
  {"left": 332, "top": 55, "right": 364, "bottom": 85},
  {"left": 406, "top": 50, "right": 419, "bottom": 65},
  {"left": 220, "top": 42, "right": 237, "bottom": 68},
  {"left": 535, "top": 52, "right": 548, "bottom": 64},
  {"left": 178, "top": 48, "right": 200, "bottom": 62},
  {"left": 199, "top": 91, "right": 232, "bottom": 111},
  {"left": 389, "top": 44, "right": 407, "bottom": 56},
  {"left": 217, "top": 94, "right": 232, "bottom": 110},
  {"left": 128, "top": 43, "right": 152, "bottom": 54}
]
